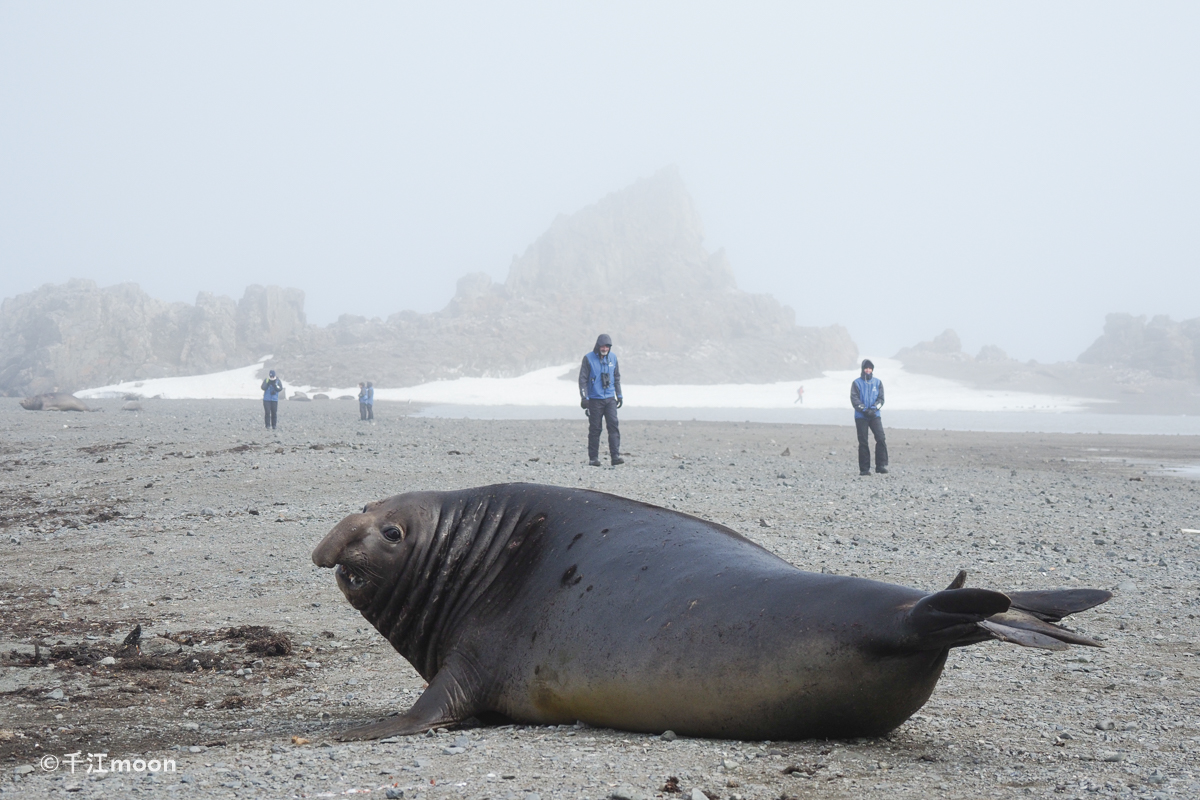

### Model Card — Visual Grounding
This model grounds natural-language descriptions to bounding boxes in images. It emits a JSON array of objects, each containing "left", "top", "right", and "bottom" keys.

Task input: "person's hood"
[
  {"left": 860, "top": 358, "right": 874, "bottom": 378},
  {"left": 593, "top": 334, "right": 613, "bottom": 354}
]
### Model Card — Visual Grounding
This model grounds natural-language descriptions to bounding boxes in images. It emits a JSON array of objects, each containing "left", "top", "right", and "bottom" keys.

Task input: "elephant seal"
[
  {"left": 312, "top": 483, "right": 1111, "bottom": 741},
  {"left": 20, "top": 393, "right": 91, "bottom": 412}
]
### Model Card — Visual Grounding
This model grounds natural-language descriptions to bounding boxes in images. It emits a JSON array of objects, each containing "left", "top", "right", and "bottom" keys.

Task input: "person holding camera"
[
  {"left": 851, "top": 359, "right": 888, "bottom": 476},
  {"left": 578, "top": 333, "right": 624, "bottom": 466},
  {"left": 261, "top": 369, "right": 283, "bottom": 430}
]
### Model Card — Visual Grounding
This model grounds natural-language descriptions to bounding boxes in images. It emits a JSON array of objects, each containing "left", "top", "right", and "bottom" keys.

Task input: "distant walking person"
[
  {"left": 261, "top": 370, "right": 283, "bottom": 430},
  {"left": 365, "top": 381, "right": 375, "bottom": 423},
  {"left": 795, "top": 385, "right": 805, "bottom": 404},
  {"left": 850, "top": 359, "right": 887, "bottom": 475},
  {"left": 358, "top": 383, "right": 368, "bottom": 421},
  {"left": 578, "top": 334, "right": 623, "bottom": 466}
]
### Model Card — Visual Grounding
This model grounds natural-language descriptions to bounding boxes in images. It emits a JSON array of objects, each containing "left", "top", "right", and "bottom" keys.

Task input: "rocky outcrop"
[
  {"left": 1078, "top": 313, "right": 1200, "bottom": 382},
  {"left": 0, "top": 281, "right": 305, "bottom": 396},
  {"left": 893, "top": 326, "right": 1200, "bottom": 415},
  {"left": 893, "top": 329, "right": 971, "bottom": 362},
  {"left": 236, "top": 285, "right": 307, "bottom": 357},
  {"left": 270, "top": 167, "right": 857, "bottom": 387},
  {"left": 504, "top": 168, "right": 736, "bottom": 297},
  {"left": 1, "top": 168, "right": 858, "bottom": 395}
]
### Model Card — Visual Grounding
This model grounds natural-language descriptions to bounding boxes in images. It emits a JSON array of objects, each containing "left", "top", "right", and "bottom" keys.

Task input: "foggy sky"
[{"left": 2, "top": 3, "right": 1197, "bottom": 364}]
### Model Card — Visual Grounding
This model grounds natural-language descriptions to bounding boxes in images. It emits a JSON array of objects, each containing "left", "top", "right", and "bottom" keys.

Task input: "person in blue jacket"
[
  {"left": 578, "top": 333, "right": 624, "bottom": 466},
  {"left": 365, "top": 381, "right": 375, "bottom": 423},
  {"left": 850, "top": 359, "right": 888, "bottom": 475},
  {"left": 261, "top": 369, "right": 283, "bottom": 430}
]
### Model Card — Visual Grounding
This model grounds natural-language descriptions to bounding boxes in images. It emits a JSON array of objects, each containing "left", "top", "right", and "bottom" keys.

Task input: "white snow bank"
[{"left": 77, "top": 358, "right": 1099, "bottom": 412}]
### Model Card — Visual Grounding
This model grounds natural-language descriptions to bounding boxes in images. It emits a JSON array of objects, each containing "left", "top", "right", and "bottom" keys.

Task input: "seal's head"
[
  {"left": 20, "top": 396, "right": 44, "bottom": 410},
  {"left": 312, "top": 494, "right": 438, "bottom": 611}
]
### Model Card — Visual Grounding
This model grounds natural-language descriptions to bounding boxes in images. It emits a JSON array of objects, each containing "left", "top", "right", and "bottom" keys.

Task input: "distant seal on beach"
[
  {"left": 312, "top": 483, "right": 1111, "bottom": 741},
  {"left": 19, "top": 393, "right": 92, "bottom": 412}
]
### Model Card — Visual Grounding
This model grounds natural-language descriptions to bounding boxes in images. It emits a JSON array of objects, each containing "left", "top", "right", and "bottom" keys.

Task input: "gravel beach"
[{"left": 2, "top": 398, "right": 1199, "bottom": 799}]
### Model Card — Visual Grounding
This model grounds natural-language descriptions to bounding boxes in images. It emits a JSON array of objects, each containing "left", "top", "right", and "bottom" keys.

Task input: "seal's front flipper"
[
  {"left": 337, "top": 660, "right": 481, "bottom": 741},
  {"left": 337, "top": 714, "right": 428, "bottom": 741}
]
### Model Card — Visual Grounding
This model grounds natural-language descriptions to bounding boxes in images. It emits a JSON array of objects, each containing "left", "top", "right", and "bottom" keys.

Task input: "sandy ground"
[{"left": 2, "top": 398, "right": 1199, "bottom": 800}]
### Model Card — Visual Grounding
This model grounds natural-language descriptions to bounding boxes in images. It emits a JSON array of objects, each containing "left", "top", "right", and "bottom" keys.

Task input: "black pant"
[
  {"left": 366, "top": 403, "right": 374, "bottom": 421},
  {"left": 359, "top": 402, "right": 368, "bottom": 421},
  {"left": 263, "top": 400, "right": 278, "bottom": 429},
  {"left": 855, "top": 415, "right": 887, "bottom": 472},
  {"left": 587, "top": 398, "right": 620, "bottom": 462}
]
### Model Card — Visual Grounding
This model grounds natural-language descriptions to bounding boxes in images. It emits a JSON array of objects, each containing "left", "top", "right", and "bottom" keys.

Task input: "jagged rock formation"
[
  {"left": 1078, "top": 313, "right": 1200, "bottom": 382},
  {"left": 272, "top": 167, "right": 857, "bottom": 387},
  {"left": 0, "top": 168, "right": 858, "bottom": 395},
  {"left": 0, "top": 281, "right": 304, "bottom": 396}
]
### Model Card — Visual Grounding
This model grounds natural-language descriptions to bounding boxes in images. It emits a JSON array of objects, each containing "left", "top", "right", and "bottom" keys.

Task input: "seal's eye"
[{"left": 381, "top": 525, "right": 404, "bottom": 542}]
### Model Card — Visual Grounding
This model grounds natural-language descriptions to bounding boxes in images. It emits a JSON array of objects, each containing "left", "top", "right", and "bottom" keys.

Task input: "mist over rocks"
[
  {"left": 503, "top": 166, "right": 737, "bottom": 297},
  {"left": 0, "top": 280, "right": 304, "bottom": 397},
  {"left": 1078, "top": 313, "right": 1200, "bottom": 382},
  {"left": 0, "top": 168, "right": 858, "bottom": 397},
  {"left": 894, "top": 326, "right": 1200, "bottom": 415},
  {"left": 270, "top": 167, "right": 858, "bottom": 388}
]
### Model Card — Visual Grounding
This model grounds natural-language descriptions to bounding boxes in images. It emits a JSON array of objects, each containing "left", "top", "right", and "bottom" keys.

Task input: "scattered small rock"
[
  {"left": 611, "top": 786, "right": 649, "bottom": 800},
  {"left": 141, "top": 637, "right": 181, "bottom": 657}
]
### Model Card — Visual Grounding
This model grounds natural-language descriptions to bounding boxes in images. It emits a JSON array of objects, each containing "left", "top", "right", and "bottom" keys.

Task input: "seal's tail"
[
  {"left": 977, "top": 586, "right": 1112, "bottom": 650},
  {"left": 909, "top": 570, "right": 1111, "bottom": 652}
]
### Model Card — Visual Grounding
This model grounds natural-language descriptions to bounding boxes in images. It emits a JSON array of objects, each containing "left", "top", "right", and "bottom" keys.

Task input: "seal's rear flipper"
[
  {"left": 336, "top": 660, "right": 480, "bottom": 741},
  {"left": 906, "top": 588, "right": 1012, "bottom": 649},
  {"left": 975, "top": 589, "right": 1112, "bottom": 650},
  {"left": 933, "top": 575, "right": 1112, "bottom": 650},
  {"left": 1005, "top": 589, "right": 1112, "bottom": 622}
]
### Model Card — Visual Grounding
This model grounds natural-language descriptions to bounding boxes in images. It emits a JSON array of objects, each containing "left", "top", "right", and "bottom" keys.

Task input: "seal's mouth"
[{"left": 335, "top": 563, "right": 368, "bottom": 592}]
